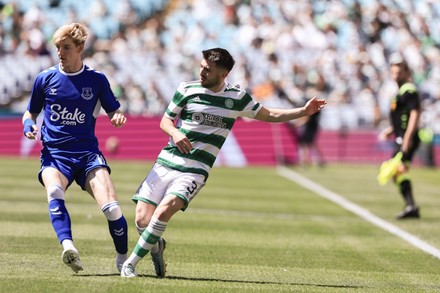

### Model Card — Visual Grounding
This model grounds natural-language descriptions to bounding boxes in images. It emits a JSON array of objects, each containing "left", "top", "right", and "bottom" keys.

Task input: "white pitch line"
[{"left": 277, "top": 166, "right": 440, "bottom": 260}]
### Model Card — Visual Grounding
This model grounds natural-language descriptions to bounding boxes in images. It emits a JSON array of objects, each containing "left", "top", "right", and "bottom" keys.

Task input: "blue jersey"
[{"left": 27, "top": 64, "right": 120, "bottom": 149}]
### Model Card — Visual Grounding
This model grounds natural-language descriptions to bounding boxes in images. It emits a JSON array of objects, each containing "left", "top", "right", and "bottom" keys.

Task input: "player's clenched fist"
[{"left": 111, "top": 111, "right": 127, "bottom": 128}]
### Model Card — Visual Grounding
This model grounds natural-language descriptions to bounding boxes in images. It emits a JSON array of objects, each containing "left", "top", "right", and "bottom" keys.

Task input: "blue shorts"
[{"left": 38, "top": 146, "right": 111, "bottom": 190}]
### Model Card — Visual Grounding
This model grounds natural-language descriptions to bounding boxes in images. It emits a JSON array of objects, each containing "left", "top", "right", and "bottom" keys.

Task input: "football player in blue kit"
[{"left": 22, "top": 23, "right": 128, "bottom": 273}]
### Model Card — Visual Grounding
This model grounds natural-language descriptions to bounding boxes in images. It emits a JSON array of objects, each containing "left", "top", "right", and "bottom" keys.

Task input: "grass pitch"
[{"left": 0, "top": 157, "right": 439, "bottom": 292}]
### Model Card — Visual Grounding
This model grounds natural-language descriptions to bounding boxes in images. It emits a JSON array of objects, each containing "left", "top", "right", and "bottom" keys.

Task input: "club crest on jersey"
[
  {"left": 81, "top": 87, "right": 94, "bottom": 100},
  {"left": 225, "top": 99, "right": 234, "bottom": 109}
]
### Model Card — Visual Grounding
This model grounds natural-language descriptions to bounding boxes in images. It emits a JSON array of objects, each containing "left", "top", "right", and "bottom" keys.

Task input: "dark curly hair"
[{"left": 202, "top": 48, "right": 235, "bottom": 72}]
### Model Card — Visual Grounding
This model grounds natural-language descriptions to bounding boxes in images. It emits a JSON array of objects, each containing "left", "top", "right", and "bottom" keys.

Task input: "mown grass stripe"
[{"left": 277, "top": 166, "right": 440, "bottom": 260}]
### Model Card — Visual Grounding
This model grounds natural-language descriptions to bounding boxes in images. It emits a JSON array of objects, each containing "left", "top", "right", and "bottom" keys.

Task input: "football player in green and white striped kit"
[{"left": 120, "top": 48, "right": 327, "bottom": 278}]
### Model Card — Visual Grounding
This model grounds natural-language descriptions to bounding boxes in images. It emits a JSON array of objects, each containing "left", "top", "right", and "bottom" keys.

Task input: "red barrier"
[
  {"left": 0, "top": 116, "right": 297, "bottom": 164},
  {"left": 1, "top": 116, "right": 436, "bottom": 166},
  {"left": 0, "top": 116, "right": 167, "bottom": 160}
]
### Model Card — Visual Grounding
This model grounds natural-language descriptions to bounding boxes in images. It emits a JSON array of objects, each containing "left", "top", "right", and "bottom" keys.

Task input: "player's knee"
[
  {"left": 154, "top": 196, "right": 185, "bottom": 220},
  {"left": 135, "top": 222, "right": 147, "bottom": 235},
  {"left": 101, "top": 201, "right": 123, "bottom": 221},
  {"left": 47, "top": 183, "right": 65, "bottom": 202},
  {"left": 134, "top": 203, "right": 152, "bottom": 227},
  {"left": 135, "top": 212, "right": 151, "bottom": 232}
]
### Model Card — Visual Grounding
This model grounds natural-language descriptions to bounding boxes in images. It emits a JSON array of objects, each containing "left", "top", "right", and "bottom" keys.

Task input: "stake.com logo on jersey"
[{"left": 50, "top": 104, "right": 85, "bottom": 126}]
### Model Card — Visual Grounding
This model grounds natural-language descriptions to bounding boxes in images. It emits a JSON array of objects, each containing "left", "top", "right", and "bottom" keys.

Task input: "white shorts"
[{"left": 132, "top": 163, "right": 206, "bottom": 210}]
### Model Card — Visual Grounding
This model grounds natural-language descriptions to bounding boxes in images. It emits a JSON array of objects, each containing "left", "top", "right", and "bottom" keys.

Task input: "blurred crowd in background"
[{"left": 1, "top": 0, "right": 440, "bottom": 133}]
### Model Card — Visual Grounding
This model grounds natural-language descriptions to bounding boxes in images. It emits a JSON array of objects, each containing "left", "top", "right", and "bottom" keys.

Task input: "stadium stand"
[{"left": 0, "top": 0, "right": 439, "bottom": 164}]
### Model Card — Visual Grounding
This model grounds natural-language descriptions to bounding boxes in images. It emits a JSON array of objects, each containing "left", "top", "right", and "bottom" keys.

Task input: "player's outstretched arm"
[
  {"left": 108, "top": 110, "right": 127, "bottom": 128},
  {"left": 254, "top": 97, "right": 326, "bottom": 122}
]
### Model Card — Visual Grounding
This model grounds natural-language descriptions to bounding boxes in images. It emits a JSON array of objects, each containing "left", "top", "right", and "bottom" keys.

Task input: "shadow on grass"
[
  {"left": 167, "top": 275, "right": 363, "bottom": 289},
  {"left": 77, "top": 273, "right": 363, "bottom": 289}
]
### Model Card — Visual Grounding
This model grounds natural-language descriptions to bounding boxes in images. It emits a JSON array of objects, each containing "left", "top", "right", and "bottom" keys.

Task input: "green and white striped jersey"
[{"left": 156, "top": 81, "right": 262, "bottom": 180}]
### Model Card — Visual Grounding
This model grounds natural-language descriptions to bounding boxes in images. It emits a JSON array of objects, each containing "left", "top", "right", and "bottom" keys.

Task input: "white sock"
[
  {"left": 126, "top": 218, "right": 167, "bottom": 267},
  {"left": 62, "top": 239, "right": 76, "bottom": 251}
]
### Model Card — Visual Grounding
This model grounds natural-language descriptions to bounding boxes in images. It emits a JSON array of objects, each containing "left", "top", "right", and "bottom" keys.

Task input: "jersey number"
[{"left": 186, "top": 181, "right": 198, "bottom": 194}]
